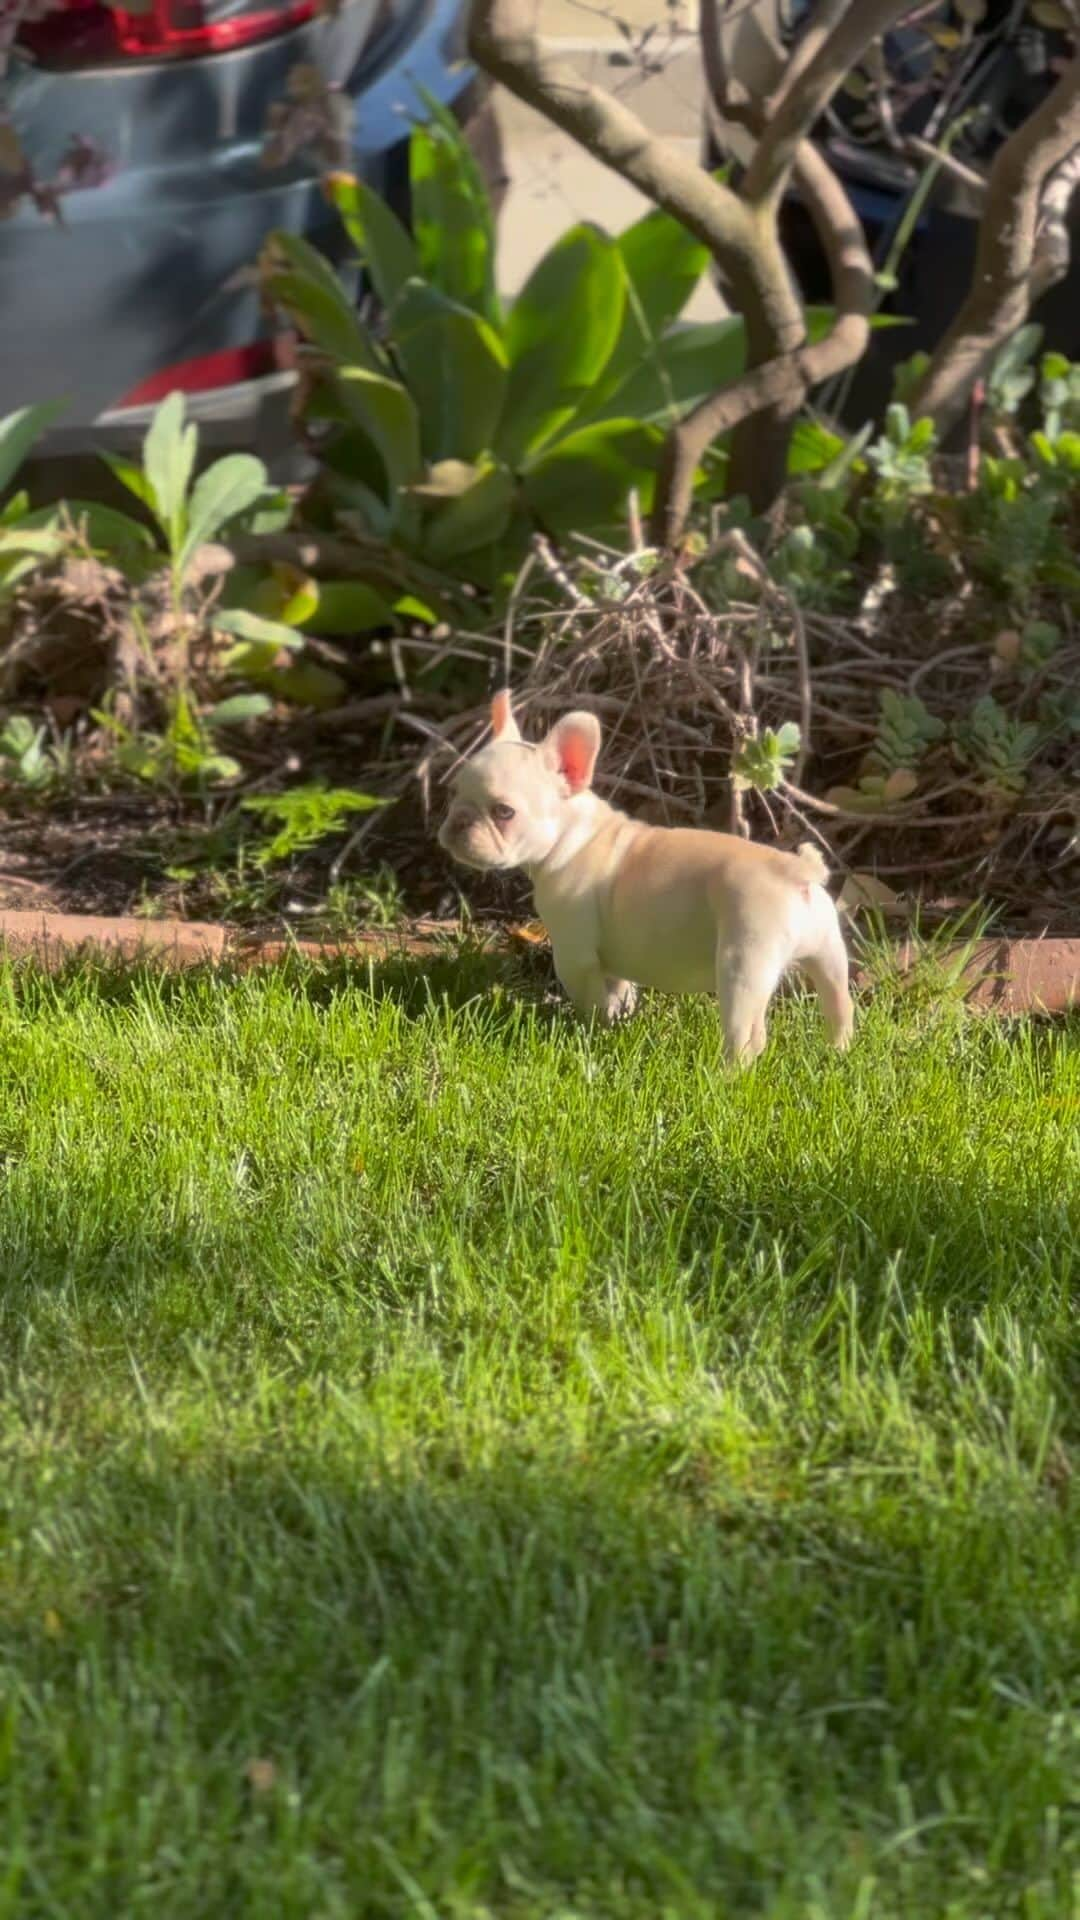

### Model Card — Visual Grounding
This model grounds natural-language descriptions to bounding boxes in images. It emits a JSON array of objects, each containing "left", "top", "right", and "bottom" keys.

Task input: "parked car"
[
  {"left": 709, "top": 0, "right": 1080, "bottom": 427},
  {"left": 1, "top": 0, "right": 501, "bottom": 472}
]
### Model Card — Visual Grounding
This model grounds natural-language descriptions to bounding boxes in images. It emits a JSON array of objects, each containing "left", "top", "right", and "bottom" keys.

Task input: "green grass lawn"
[{"left": 0, "top": 945, "right": 1077, "bottom": 1918}]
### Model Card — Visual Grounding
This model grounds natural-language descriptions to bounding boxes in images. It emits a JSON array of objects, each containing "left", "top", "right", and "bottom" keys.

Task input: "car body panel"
[{"left": 1, "top": 0, "right": 472, "bottom": 445}]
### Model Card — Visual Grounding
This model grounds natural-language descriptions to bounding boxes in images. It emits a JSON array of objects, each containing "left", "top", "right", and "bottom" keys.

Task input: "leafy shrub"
[
  {"left": 0, "top": 712, "right": 68, "bottom": 792},
  {"left": 0, "top": 404, "right": 69, "bottom": 618},
  {"left": 865, "top": 691, "right": 947, "bottom": 778},
  {"left": 240, "top": 784, "right": 385, "bottom": 866},
  {"left": 955, "top": 697, "right": 1042, "bottom": 801},
  {"left": 258, "top": 94, "right": 781, "bottom": 595},
  {"left": 731, "top": 724, "right": 802, "bottom": 794}
]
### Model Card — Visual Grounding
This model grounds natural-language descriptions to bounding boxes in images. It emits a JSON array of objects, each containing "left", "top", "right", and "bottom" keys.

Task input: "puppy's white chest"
[{"left": 532, "top": 867, "right": 600, "bottom": 956}]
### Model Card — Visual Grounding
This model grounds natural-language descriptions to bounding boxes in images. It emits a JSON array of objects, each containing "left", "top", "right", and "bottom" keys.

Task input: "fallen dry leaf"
[{"left": 506, "top": 921, "right": 549, "bottom": 948}]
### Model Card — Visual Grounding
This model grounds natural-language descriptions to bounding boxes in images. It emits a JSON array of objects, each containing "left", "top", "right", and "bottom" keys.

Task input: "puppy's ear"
[
  {"left": 490, "top": 688, "right": 522, "bottom": 742},
  {"left": 540, "top": 711, "right": 601, "bottom": 794}
]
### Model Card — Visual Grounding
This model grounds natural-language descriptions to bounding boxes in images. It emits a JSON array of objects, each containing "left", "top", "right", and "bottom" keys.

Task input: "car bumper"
[{"left": 1, "top": 0, "right": 471, "bottom": 441}]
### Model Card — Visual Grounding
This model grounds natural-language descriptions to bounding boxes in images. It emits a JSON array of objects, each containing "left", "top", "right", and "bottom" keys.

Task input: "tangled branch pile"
[{"left": 414, "top": 529, "right": 1080, "bottom": 927}]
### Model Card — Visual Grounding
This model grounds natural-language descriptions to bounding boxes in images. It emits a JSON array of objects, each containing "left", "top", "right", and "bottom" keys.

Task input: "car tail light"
[
  {"left": 114, "top": 339, "right": 280, "bottom": 409},
  {"left": 19, "top": 0, "right": 318, "bottom": 67}
]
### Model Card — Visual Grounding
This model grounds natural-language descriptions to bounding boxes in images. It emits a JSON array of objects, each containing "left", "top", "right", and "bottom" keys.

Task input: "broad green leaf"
[
  {"left": 617, "top": 201, "right": 712, "bottom": 339},
  {"left": 520, "top": 419, "right": 662, "bottom": 535},
  {"left": 422, "top": 463, "right": 515, "bottom": 564},
  {"left": 194, "top": 753, "right": 243, "bottom": 784},
  {"left": 410, "top": 88, "right": 499, "bottom": 326},
  {"left": 577, "top": 317, "right": 747, "bottom": 430},
  {"left": 217, "top": 486, "right": 292, "bottom": 539},
  {"left": 498, "top": 227, "right": 627, "bottom": 465},
  {"left": 180, "top": 455, "right": 266, "bottom": 571},
  {"left": 267, "top": 270, "right": 384, "bottom": 372},
  {"left": 263, "top": 661, "right": 346, "bottom": 709},
  {"left": 143, "top": 393, "right": 196, "bottom": 550},
  {"left": 207, "top": 693, "right": 273, "bottom": 727},
  {"left": 221, "top": 639, "right": 285, "bottom": 676},
  {"left": 334, "top": 370, "right": 423, "bottom": 520},
  {"left": 324, "top": 172, "right": 419, "bottom": 309},
  {"left": 0, "top": 490, "right": 30, "bottom": 525},
  {"left": 321, "top": 424, "right": 391, "bottom": 506},
  {"left": 328, "top": 481, "right": 395, "bottom": 540},
  {"left": 0, "top": 401, "right": 64, "bottom": 496},
  {"left": 393, "top": 594, "right": 436, "bottom": 624},
  {"left": 215, "top": 607, "right": 305, "bottom": 652},
  {"left": 34, "top": 499, "right": 160, "bottom": 579},
  {"left": 268, "top": 231, "right": 363, "bottom": 310},
  {"left": 63, "top": 501, "right": 157, "bottom": 556},
  {"left": 267, "top": 232, "right": 384, "bottom": 367},
  {"left": 253, "top": 569, "right": 320, "bottom": 628},
  {"left": 100, "top": 453, "right": 159, "bottom": 515},
  {"left": 595, "top": 205, "right": 711, "bottom": 407},
  {"left": 817, "top": 421, "right": 874, "bottom": 486},
  {"left": 1052, "top": 429, "right": 1080, "bottom": 471},
  {"left": 0, "top": 527, "right": 65, "bottom": 559},
  {"left": 787, "top": 419, "right": 848, "bottom": 475},
  {"left": 0, "top": 554, "right": 48, "bottom": 597},
  {"left": 303, "top": 580, "right": 397, "bottom": 634},
  {"left": 390, "top": 278, "right": 508, "bottom": 461}
]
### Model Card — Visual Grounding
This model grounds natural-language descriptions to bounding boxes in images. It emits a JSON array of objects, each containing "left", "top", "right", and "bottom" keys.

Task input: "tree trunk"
[{"left": 913, "top": 56, "right": 1080, "bottom": 437}]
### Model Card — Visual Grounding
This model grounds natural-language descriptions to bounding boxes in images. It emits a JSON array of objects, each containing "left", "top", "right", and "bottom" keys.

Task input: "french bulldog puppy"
[{"left": 438, "top": 691, "right": 853, "bottom": 1065}]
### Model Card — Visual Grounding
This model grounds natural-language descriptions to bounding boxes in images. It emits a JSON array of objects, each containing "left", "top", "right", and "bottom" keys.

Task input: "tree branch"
[
  {"left": 652, "top": 146, "right": 875, "bottom": 539},
  {"left": 913, "top": 55, "right": 1080, "bottom": 434},
  {"left": 652, "top": 298, "right": 870, "bottom": 547},
  {"left": 1032, "top": 142, "right": 1080, "bottom": 297},
  {"left": 902, "top": 135, "right": 986, "bottom": 201},
  {"left": 740, "top": 0, "right": 920, "bottom": 211},
  {"left": 654, "top": 0, "right": 875, "bottom": 542},
  {"left": 470, "top": 0, "right": 815, "bottom": 526},
  {"left": 466, "top": 0, "right": 761, "bottom": 276}
]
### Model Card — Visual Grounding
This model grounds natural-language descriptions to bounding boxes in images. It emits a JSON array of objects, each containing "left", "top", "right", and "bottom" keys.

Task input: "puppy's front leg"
[{"left": 553, "top": 953, "right": 637, "bottom": 1025}]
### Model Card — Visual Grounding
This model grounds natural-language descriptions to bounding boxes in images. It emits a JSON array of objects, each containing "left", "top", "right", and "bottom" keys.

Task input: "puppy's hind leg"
[
  {"left": 800, "top": 912, "right": 854, "bottom": 1051},
  {"left": 715, "top": 940, "right": 787, "bottom": 1068}
]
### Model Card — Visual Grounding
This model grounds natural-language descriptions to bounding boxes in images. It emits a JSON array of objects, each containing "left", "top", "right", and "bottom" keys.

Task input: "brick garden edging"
[
  {"left": 0, "top": 910, "right": 1078, "bottom": 1015},
  {"left": 0, "top": 910, "right": 227, "bottom": 968}
]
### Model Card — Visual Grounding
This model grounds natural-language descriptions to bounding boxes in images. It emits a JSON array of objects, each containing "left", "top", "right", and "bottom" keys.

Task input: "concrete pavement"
[{"left": 491, "top": 3, "right": 727, "bottom": 322}]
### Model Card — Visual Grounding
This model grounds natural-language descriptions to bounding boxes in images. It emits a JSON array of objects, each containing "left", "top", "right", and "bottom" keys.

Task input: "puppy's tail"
[{"left": 794, "top": 841, "right": 829, "bottom": 887}]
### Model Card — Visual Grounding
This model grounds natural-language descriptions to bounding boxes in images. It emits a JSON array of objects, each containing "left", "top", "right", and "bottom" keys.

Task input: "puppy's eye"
[{"left": 491, "top": 802, "right": 515, "bottom": 824}]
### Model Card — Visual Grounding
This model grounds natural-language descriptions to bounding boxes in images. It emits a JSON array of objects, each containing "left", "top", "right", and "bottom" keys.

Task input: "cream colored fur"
[{"left": 438, "top": 692, "right": 854, "bottom": 1065}]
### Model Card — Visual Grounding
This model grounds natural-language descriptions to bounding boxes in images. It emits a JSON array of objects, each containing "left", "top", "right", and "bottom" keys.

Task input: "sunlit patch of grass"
[{"left": 0, "top": 950, "right": 1077, "bottom": 1916}]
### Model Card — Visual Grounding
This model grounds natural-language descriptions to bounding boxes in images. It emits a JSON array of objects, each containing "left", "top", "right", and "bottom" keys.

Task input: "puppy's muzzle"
[
  {"left": 439, "top": 803, "right": 500, "bottom": 870},
  {"left": 439, "top": 802, "right": 478, "bottom": 849}
]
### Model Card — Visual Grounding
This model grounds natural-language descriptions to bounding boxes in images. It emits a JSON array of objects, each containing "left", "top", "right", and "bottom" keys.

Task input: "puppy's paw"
[{"left": 603, "top": 980, "right": 638, "bottom": 1024}]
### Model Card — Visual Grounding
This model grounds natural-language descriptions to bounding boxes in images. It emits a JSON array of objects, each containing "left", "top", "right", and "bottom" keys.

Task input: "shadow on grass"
[
  {"left": 4, "top": 942, "right": 553, "bottom": 1023},
  {"left": 2, "top": 1444, "right": 1074, "bottom": 1915}
]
